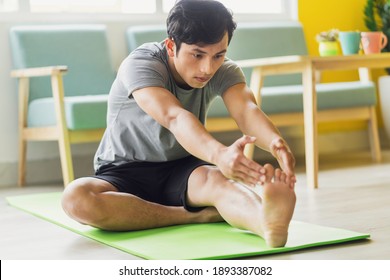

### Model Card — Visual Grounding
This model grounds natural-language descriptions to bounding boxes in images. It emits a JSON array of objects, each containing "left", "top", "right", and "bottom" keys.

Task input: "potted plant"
[
  {"left": 364, "top": 0, "right": 390, "bottom": 140},
  {"left": 364, "top": 0, "right": 390, "bottom": 59},
  {"left": 315, "top": 29, "right": 340, "bottom": 56}
]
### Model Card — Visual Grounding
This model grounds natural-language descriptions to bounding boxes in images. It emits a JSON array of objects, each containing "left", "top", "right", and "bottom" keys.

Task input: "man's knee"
[
  {"left": 190, "top": 166, "right": 231, "bottom": 199},
  {"left": 61, "top": 178, "right": 108, "bottom": 226},
  {"left": 191, "top": 166, "right": 222, "bottom": 186}
]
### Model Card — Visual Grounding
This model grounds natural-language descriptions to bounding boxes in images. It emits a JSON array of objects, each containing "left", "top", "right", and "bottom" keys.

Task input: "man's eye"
[{"left": 193, "top": 54, "right": 202, "bottom": 58}]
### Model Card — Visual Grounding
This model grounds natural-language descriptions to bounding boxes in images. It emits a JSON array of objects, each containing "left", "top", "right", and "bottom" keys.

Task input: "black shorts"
[{"left": 93, "top": 156, "right": 211, "bottom": 212}]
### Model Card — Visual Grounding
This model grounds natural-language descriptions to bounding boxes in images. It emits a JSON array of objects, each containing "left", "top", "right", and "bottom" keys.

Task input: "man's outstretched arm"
[
  {"left": 223, "top": 83, "right": 296, "bottom": 182},
  {"left": 132, "top": 86, "right": 265, "bottom": 186}
]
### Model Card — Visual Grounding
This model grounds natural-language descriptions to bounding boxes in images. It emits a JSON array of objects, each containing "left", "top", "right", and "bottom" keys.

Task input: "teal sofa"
[{"left": 10, "top": 25, "right": 116, "bottom": 186}]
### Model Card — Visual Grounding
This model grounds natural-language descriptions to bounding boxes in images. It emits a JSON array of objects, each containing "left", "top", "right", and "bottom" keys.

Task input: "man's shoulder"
[
  {"left": 120, "top": 41, "right": 168, "bottom": 71},
  {"left": 119, "top": 42, "right": 168, "bottom": 75},
  {"left": 222, "top": 57, "right": 239, "bottom": 68},
  {"left": 213, "top": 57, "right": 242, "bottom": 78},
  {"left": 130, "top": 42, "right": 166, "bottom": 59},
  {"left": 207, "top": 57, "right": 246, "bottom": 95}
]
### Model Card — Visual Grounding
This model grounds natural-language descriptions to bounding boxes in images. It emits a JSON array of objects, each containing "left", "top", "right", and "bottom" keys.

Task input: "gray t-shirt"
[{"left": 94, "top": 42, "right": 246, "bottom": 171}]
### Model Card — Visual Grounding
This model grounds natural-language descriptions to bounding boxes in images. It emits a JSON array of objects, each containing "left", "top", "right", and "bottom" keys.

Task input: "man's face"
[{"left": 166, "top": 32, "right": 228, "bottom": 89}]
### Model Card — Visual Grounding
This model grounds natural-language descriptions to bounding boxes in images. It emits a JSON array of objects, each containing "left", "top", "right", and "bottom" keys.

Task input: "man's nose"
[{"left": 200, "top": 59, "right": 213, "bottom": 75}]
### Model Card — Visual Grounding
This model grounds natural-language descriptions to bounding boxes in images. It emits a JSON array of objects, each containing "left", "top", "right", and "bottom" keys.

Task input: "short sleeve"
[
  {"left": 209, "top": 58, "right": 247, "bottom": 97},
  {"left": 118, "top": 43, "right": 170, "bottom": 98}
]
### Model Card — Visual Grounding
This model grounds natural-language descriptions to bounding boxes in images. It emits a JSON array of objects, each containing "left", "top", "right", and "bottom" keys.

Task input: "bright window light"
[
  {"left": 29, "top": 0, "right": 156, "bottom": 13},
  {"left": 219, "top": 0, "right": 282, "bottom": 14},
  {"left": 122, "top": 0, "right": 156, "bottom": 14},
  {"left": 0, "top": 0, "right": 18, "bottom": 12},
  {"left": 3, "top": 0, "right": 293, "bottom": 18},
  {"left": 162, "top": 0, "right": 283, "bottom": 14}
]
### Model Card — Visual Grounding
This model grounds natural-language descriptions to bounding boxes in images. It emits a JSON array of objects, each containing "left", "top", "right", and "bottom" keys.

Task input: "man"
[{"left": 62, "top": 0, "right": 296, "bottom": 248}]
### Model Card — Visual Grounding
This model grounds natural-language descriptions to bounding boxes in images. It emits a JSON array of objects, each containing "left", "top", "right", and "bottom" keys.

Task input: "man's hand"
[
  {"left": 214, "top": 135, "right": 265, "bottom": 187},
  {"left": 269, "top": 137, "right": 296, "bottom": 186}
]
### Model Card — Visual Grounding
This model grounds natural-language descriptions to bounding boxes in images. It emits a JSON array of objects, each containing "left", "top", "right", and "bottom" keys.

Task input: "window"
[
  {"left": 0, "top": 0, "right": 18, "bottom": 12},
  {"left": 28, "top": 0, "right": 156, "bottom": 14},
  {"left": 0, "top": 0, "right": 298, "bottom": 22},
  {"left": 162, "top": 0, "right": 283, "bottom": 14},
  {"left": 1, "top": 0, "right": 297, "bottom": 20}
]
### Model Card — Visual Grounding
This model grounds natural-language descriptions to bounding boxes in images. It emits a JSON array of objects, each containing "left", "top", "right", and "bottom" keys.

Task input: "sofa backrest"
[
  {"left": 9, "top": 24, "right": 116, "bottom": 102},
  {"left": 126, "top": 25, "right": 167, "bottom": 52},
  {"left": 228, "top": 21, "right": 308, "bottom": 86},
  {"left": 126, "top": 21, "right": 307, "bottom": 87}
]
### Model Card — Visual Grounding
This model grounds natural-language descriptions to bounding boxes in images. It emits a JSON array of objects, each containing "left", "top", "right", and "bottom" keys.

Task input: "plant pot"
[
  {"left": 318, "top": 41, "right": 339, "bottom": 56},
  {"left": 378, "top": 75, "right": 390, "bottom": 141}
]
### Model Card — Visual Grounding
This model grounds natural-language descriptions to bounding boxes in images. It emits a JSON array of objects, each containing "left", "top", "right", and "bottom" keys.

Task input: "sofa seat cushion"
[
  {"left": 207, "top": 81, "right": 376, "bottom": 118},
  {"left": 28, "top": 94, "right": 108, "bottom": 130},
  {"left": 262, "top": 81, "right": 376, "bottom": 114}
]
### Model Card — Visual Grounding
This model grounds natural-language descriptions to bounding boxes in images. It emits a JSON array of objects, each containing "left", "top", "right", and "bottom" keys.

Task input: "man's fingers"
[
  {"left": 270, "top": 138, "right": 284, "bottom": 151},
  {"left": 232, "top": 163, "right": 262, "bottom": 185},
  {"left": 279, "top": 149, "right": 295, "bottom": 175},
  {"left": 241, "top": 156, "right": 266, "bottom": 175},
  {"left": 232, "top": 170, "right": 259, "bottom": 187},
  {"left": 228, "top": 156, "right": 265, "bottom": 186},
  {"left": 235, "top": 135, "right": 256, "bottom": 150}
]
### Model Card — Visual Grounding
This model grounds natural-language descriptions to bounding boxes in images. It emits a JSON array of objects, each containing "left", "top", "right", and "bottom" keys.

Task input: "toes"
[
  {"left": 263, "top": 164, "right": 275, "bottom": 183},
  {"left": 280, "top": 171, "right": 286, "bottom": 183},
  {"left": 289, "top": 176, "right": 297, "bottom": 189},
  {"left": 274, "top": 168, "right": 291, "bottom": 185},
  {"left": 274, "top": 168, "right": 281, "bottom": 182}
]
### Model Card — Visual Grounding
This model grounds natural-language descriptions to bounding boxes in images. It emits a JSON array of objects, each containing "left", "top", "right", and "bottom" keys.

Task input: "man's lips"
[{"left": 195, "top": 76, "right": 211, "bottom": 83}]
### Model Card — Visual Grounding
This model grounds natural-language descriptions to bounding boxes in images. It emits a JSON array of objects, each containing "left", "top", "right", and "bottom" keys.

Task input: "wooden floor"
[{"left": 1, "top": 150, "right": 390, "bottom": 260}]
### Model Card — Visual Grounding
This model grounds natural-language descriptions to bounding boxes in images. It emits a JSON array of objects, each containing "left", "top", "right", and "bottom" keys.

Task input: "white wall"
[{"left": 0, "top": 12, "right": 387, "bottom": 187}]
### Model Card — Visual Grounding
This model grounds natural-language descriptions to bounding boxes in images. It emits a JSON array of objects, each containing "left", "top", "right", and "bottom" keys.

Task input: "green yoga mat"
[{"left": 7, "top": 192, "right": 370, "bottom": 260}]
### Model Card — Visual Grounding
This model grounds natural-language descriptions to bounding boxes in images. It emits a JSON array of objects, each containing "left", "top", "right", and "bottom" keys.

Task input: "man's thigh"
[
  {"left": 93, "top": 157, "right": 211, "bottom": 210},
  {"left": 162, "top": 156, "right": 212, "bottom": 211}
]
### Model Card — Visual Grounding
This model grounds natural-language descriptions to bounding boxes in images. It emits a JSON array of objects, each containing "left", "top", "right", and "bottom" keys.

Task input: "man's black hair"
[{"left": 166, "top": 0, "right": 237, "bottom": 52}]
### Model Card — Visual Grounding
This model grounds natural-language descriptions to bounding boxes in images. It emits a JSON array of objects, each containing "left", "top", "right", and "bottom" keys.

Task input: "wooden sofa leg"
[
  {"left": 57, "top": 135, "right": 74, "bottom": 187},
  {"left": 51, "top": 72, "right": 74, "bottom": 187},
  {"left": 368, "top": 107, "right": 382, "bottom": 163},
  {"left": 17, "top": 77, "right": 29, "bottom": 187},
  {"left": 18, "top": 138, "right": 27, "bottom": 187},
  {"left": 244, "top": 143, "right": 255, "bottom": 159}
]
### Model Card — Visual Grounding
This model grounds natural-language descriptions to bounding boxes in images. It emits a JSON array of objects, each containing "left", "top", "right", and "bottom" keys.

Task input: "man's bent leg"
[
  {"left": 186, "top": 164, "right": 296, "bottom": 247},
  {"left": 62, "top": 177, "right": 222, "bottom": 231}
]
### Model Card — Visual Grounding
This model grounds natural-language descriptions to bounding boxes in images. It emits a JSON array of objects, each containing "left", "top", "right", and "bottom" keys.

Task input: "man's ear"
[{"left": 165, "top": 38, "right": 175, "bottom": 57}]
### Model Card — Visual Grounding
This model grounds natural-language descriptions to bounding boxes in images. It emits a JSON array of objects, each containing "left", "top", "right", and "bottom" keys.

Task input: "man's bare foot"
[{"left": 259, "top": 164, "right": 296, "bottom": 247}]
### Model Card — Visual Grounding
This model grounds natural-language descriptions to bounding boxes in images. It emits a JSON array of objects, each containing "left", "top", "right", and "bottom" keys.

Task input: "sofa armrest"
[
  {"left": 235, "top": 55, "right": 308, "bottom": 76},
  {"left": 11, "top": 66, "right": 68, "bottom": 78},
  {"left": 11, "top": 65, "right": 69, "bottom": 141},
  {"left": 234, "top": 55, "right": 309, "bottom": 107}
]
